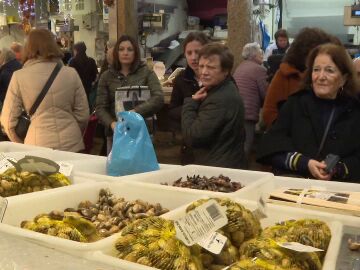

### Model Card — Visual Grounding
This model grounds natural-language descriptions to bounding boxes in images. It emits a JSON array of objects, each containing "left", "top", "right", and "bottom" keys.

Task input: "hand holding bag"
[
  {"left": 107, "top": 111, "right": 160, "bottom": 176},
  {"left": 15, "top": 63, "right": 62, "bottom": 141}
]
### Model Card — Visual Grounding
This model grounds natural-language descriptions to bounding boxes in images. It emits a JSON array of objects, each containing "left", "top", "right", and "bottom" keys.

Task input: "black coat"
[
  {"left": 168, "top": 67, "right": 200, "bottom": 123},
  {"left": 69, "top": 53, "right": 98, "bottom": 95},
  {"left": 257, "top": 89, "right": 360, "bottom": 182},
  {"left": 0, "top": 59, "right": 22, "bottom": 103},
  {"left": 182, "top": 77, "right": 245, "bottom": 169}
]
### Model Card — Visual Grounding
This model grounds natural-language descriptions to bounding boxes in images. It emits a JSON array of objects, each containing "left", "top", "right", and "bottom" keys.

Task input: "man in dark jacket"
[
  {"left": 69, "top": 42, "right": 98, "bottom": 99},
  {"left": 182, "top": 43, "right": 245, "bottom": 169},
  {"left": 0, "top": 48, "right": 22, "bottom": 106}
]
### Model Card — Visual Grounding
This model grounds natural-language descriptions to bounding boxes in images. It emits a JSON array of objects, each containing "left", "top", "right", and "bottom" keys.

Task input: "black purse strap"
[
  {"left": 316, "top": 106, "right": 336, "bottom": 158},
  {"left": 28, "top": 62, "right": 62, "bottom": 116}
]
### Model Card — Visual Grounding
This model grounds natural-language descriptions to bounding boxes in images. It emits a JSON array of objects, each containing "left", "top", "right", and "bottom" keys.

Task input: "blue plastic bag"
[{"left": 107, "top": 111, "right": 160, "bottom": 176}]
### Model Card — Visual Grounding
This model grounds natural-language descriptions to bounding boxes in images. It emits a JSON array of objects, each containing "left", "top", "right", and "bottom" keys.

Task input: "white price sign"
[
  {"left": 0, "top": 154, "right": 17, "bottom": 174},
  {"left": 278, "top": 242, "right": 323, "bottom": 252},
  {"left": 57, "top": 162, "right": 73, "bottom": 177},
  {"left": 197, "top": 231, "right": 227, "bottom": 254},
  {"left": 174, "top": 199, "right": 228, "bottom": 246}
]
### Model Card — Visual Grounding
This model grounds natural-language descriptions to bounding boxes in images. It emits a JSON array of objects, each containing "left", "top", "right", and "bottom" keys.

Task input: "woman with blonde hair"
[{"left": 1, "top": 29, "right": 89, "bottom": 152}]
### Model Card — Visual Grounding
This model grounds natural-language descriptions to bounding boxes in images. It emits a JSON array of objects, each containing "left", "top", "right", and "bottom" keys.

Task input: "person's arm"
[
  {"left": 72, "top": 72, "right": 89, "bottom": 132},
  {"left": 95, "top": 72, "right": 116, "bottom": 130},
  {"left": 89, "top": 58, "right": 98, "bottom": 83},
  {"left": 335, "top": 155, "right": 360, "bottom": 182},
  {"left": 264, "top": 44, "right": 274, "bottom": 61},
  {"left": 182, "top": 91, "right": 227, "bottom": 146},
  {"left": 262, "top": 69, "right": 285, "bottom": 128},
  {"left": 133, "top": 69, "right": 164, "bottom": 117},
  {"left": 256, "top": 66, "right": 269, "bottom": 102},
  {"left": 257, "top": 96, "right": 296, "bottom": 162},
  {"left": 0, "top": 74, "right": 23, "bottom": 142},
  {"left": 168, "top": 75, "right": 185, "bottom": 121}
]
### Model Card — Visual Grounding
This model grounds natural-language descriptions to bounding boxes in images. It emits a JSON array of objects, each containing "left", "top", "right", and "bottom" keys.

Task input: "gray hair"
[
  {"left": 242, "top": 42, "right": 262, "bottom": 60},
  {"left": 0, "top": 48, "right": 16, "bottom": 65}
]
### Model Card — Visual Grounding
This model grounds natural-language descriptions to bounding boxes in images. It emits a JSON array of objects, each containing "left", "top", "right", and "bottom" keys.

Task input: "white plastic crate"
[
  {"left": 1, "top": 150, "right": 101, "bottom": 162},
  {"left": 89, "top": 198, "right": 343, "bottom": 270},
  {"left": 120, "top": 165, "right": 273, "bottom": 197},
  {"left": 0, "top": 142, "right": 51, "bottom": 152},
  {"left": 0, "top": 181, "right": 206, "bottom": 254},
  {"left": 68, "top": 155, "right": 180, "bottom": 177},
  {"left": 235, "top": 175, "right": 360, "bottom": 221}
]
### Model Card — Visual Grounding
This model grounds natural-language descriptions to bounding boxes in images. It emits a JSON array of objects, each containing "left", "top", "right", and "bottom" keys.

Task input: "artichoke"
[{"left": 115, "top": 216, "right": 203, "bottom": 270}]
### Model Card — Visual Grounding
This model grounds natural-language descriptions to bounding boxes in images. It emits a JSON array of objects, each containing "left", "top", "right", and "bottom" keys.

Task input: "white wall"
[
  {"left": 282, "top": 0, "right": 357, "bottom": 43},
  {"left": 73, "top": 14, "right": 98, "bottom": 59}
]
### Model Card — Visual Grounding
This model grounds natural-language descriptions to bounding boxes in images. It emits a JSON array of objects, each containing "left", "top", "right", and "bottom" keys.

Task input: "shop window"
[
  {"left": 75, "top": 0, "right": 85, "bottom": 11},
  {"left": 64, "top": 0, "right": 72, "bottom": 11}
]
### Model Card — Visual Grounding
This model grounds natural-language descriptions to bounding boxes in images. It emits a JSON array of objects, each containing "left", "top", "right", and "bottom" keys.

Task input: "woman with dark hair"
[
  {"left": 96, "top": 35, "right": 164, "bottom": 152},
  {"left": 168, "top": 32, "right": 210, "bottom": 125},
  {"left": 262, "top": 27, "right": 342, "bottom": 129},
  {"left": 168, "top": 32, "right": 210, "bottom": 164},
  {"left": 1, "top": 29, "right": 89, "bottom": 151},
  {"left": 264, "top": 28, "right": 289, "bottom": 61},
  {"left": 257, "top": 43, "right": 360, "bottom": 182}
]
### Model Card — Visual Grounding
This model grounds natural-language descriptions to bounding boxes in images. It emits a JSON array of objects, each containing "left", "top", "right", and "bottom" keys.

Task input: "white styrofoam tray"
[
  {"left": 89, "top": 198, "right": 343, "bottom": 270},
  {"left": 68, "top": 156, "right": 180, "bottom": 178},
  {"left": 0, "top": 180, "right": 206, "bottom": 254},
  {"left": 0, "top": 141, "right": 51, "bottom": 152},
  {"left": 234, "top": 175, "right": 360, "bottom": 222},
  {"left": 2, "top": 150, "right": 102, "bottom": 162},
  {"left": 118, "top": 165, "right": 273, "bottom": 197}
]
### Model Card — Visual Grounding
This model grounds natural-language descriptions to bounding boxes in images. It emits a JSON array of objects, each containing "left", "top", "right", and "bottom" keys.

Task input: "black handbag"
[{"left": 15, "top": 63, "right": 62, "bottom": 140}]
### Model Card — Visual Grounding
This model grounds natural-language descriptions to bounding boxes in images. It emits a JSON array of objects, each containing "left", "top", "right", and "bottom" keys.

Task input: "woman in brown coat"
[
  {"left": 262, "top": 27, "right": 341, "bottom": 129},
  {"left": 1, "top": 29, "right": 89, "bottom": 152}
]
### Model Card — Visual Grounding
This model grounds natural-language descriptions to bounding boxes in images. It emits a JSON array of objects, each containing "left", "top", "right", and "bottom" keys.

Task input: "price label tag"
[
  {"left": 0, "top": 196, "right": 8, "bottom": 222},
  {"left": 277, "top": 242, "right": 323, "bottom": 252},
  {"left": 175, "top": 199, "right": 228, "bottom": 246},
  {"left": 58, "top": 162, "right": 73, "bottom": 177},
  {"left": 197, "top": 231, "right": 227, "bottom": 254},
  {"left": 0, "top": 154, "right": 17, "bottom": 174}
]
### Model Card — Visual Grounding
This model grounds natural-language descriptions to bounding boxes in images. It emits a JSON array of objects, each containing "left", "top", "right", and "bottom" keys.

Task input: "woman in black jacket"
[
  {"left": 168, "top": 32, "right": 210, "bottom": 126},
  {"left": 257, "top": 43, "right": 360, "bottom": 182},
  {"left": 168, "top": 32, "right": 209, "bottom": 164}
]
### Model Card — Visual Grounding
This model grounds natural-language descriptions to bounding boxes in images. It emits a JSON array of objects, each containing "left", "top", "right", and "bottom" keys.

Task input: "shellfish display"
[
  {"left": 20, "top": 188, "right": 169, "bottom": 242},
  {"left": 162, "top": 175, "right": 243, "bottom": 193},
  {"left": 0, "top": 168, "right": 71, "bottom": 197}
]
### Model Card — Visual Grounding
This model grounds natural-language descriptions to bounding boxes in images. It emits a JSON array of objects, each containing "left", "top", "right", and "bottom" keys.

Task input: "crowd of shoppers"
[
  {"left": 1, "top": 29, "right": 89, "bottom": 152},
  {"left": 0, "top": 26, "right": 360, "bottom": 183}
]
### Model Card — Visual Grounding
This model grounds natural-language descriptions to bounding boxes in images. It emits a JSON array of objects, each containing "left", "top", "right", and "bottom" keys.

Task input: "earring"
[{"left": 339, "top": 85, "right": 344, "bottom": 94}]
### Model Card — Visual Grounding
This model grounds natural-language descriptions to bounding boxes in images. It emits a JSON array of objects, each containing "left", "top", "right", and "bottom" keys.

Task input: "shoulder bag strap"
[
  {"left": 316, "top": 106, "right": 336, "bottom": 158},
  {"left": 28, "top": 62, "right": 62, "bottom": 116}
]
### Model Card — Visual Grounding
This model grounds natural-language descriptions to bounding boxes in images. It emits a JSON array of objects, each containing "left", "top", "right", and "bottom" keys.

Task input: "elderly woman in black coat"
[{"left": 257, "top": 43, "right": 360, "bottom": 183}]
